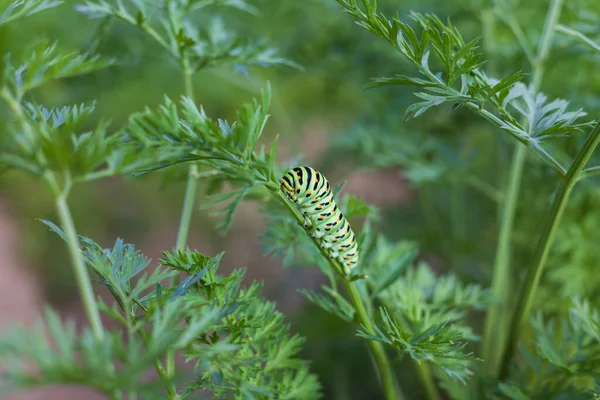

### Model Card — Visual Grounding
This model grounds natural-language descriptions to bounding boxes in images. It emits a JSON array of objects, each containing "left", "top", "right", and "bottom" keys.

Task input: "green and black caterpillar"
[{"left": 280, "top": 166, "right": 359, "bottom": 275}]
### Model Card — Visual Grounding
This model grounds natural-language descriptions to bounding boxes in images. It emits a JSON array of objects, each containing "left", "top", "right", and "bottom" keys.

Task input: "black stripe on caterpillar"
[{"left": 280, "top": 166, "right": 358, "bottom": 275}]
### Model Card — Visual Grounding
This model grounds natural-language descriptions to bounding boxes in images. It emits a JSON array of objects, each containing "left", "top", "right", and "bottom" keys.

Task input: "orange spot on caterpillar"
[
  {"left": 325, "top": 227, "right": 331, "bottom": 231},
  {"left": 318, "top": 216, "right": 324, "bottom": 220}
]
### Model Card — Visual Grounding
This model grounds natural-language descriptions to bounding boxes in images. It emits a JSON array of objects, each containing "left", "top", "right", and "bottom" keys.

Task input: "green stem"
[
  {"left": 167, "top": 56, "right": 197, "bottom": 400},
  {"left": 112, "top": 9, "right": 178, "bottom": 60},
  {"left": 463, "top": 105, "right": 566, "bottom": 176},
  {"left": 481, "top": 9, "right": 498, "bottom": 77},
  {"left": 267, "top": 185, "right": 404, "bottom": 400},
  {"left": 172, "top": 58, "right": 198, "bottom": 273},
  {"left": 413, "top": 349, "right": 441, "bottom": 400},
  {"left": 533, "top": 0, "right": 564, "bottom": 88},
  {"left": 167, "top": 164, "right": 197, "bottom": 397},
  {"left": 137, "top": 328, "right": 178, "bottom": 398},
  {"left": 499, "top": 121, "right": 600, "bottom": 379},
  {"left": 578, "top": 165, "right": 600, "bottom": 181},
  {"left": 174, "top": 163, "right": 199, "bottom": 255},
  {"left": 501, "top": 15, "right": 536, "bottom": 65},
  {"left": 182, "top": 58, "right": 194, "bottom": 100},
  {"left": 55, "top": 191, "right": 105, "bottom": 341},
  {"left": 482, "top": 143, "right": 526, "bottom": 375},
  {"left": 484, "top": 0, "right": 564, "bottom": 379},
  {"left": 393, "top": 314, "right": 440, "bottom": 400},
  {"left": 344, "top": 282, "right": 405, "bottom": 400},
  {"left": 465, "top": 175, "right": 504, "bottom": 203},
  {"left": 500, "top": 121, "right": 600, "bottom": 379},
  {"left": 173, "top": 57, "right": 198, "bottom": 263}
]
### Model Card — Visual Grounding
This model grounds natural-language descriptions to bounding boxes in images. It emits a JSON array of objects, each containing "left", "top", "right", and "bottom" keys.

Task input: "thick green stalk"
[
  {"left": 499, "top": 120, "right": 600, "bottom": 379},
  {"left": 482, "top": 143, "right": 526, "bottom": 374},
  {"left": 483, "top": 0, "right": 564, "bottom": 377},
  {"left": 269, "top": 186, "right": 404, "bottom": 400},
  {"left": 55, "top": 192, "right": 105, "bottom": 341}
]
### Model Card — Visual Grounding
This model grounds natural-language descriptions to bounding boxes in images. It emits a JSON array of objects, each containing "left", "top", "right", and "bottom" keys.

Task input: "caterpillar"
[{"left": 279, "top": 166, "right": 359, "bottom": 275}]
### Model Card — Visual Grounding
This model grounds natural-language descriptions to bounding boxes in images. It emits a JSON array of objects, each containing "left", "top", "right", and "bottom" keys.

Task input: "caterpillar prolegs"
[{"left": 280, "top": 166, "right": 359, "bottom": 275}]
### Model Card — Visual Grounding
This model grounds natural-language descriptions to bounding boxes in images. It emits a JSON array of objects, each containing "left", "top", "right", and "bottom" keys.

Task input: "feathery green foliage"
[
  {"left": 2, "top": 0, "right": 600, "bottom": 399},
  {"left": 0, "top": 0, "right": 62, "bottom": 26},
  {"left": 0, "top": 1, "right": 319, "bottom": 399},
  {"left": 74, "top": 0, "right": 297, "bottom": 72},
  {"left": 0, "top": 230, "right": 321, "bottom": 399}
]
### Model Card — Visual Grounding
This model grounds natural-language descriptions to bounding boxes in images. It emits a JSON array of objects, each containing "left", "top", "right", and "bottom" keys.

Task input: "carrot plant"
[
  {"left": 1, "top": 0, "right": 600, "bottom": 399},
  {"left": 326, "top": 0, "right": 600, "bottom": 398},
  {"left": 0, "top": 0, "right": 316, "bottom": 399}
]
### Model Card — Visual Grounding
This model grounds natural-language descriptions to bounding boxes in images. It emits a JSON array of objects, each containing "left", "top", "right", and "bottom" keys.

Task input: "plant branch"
[
  {"left": 555, "top": 24, "right": 600, "bottom": 55},
  {"left": 495, "top": 12, "right": 536, "bottom": 65},
  {"left": 111, "top": 8, "right": 178, "bottom": 60},
  {"left": 394, "top": 314, "right": 441, "bottom": 400},
  {"left": 174, "top": 163, "right": 199, "bottom": 255},
  {"left": 337, "top": 0, "right": 568, "bottom": 176},
  {"left": 345, "top": 281, "right": 406, "bottom": 400},
  {"left": 485, "top": 0, "right": 564, "bottom": 379},
  {"left": 168, "top": 57, "right": 198, "bottom": 400},
  {"left": 578, "top": 165, "right": 600, "bottom": 181},
  {"left": 137, "top": 325, "right": 178, "bottom": 399},
  {"left": 465, "top": 174, "right": 504, "bottom": 203},
  {"left": 482, "top": 142, "right": 526, "bottom": 375},
  {"left": 463, "top": 104, "right": 567, "bottom": 176},
  {"left": 173, "top": 59, "right": 198, "bottom": 277},
  {"left": 1, "top": 87, "right": 106, "bottom": 341},
  {"left": 266, "top": 185, "right": 404, "bottom": 400},
  {"left": 499, "top": 119, "right": 600, "bottom": 379},
  {"left": 76, "top": 168, "right": 115, "bottom": 183},
  {"left": 55, "top": 189, "right": 105, "bottom": 341}
]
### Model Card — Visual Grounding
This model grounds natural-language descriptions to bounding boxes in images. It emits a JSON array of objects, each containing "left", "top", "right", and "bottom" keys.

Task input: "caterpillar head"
[{"left": 280, "top": 169, "right": 298, "bottom": 202}]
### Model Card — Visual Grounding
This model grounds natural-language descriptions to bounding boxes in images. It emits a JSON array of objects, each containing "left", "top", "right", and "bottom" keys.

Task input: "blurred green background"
[{"left": 1, "top": 0, "right": 600, "bottom": 398}]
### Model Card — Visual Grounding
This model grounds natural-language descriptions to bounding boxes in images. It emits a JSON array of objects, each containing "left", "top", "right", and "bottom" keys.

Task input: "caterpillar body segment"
[{"left": 280, "top": 166, "right": 359, "bottom": 275}]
